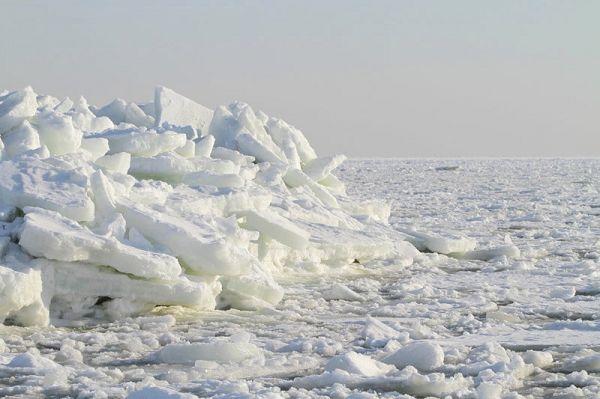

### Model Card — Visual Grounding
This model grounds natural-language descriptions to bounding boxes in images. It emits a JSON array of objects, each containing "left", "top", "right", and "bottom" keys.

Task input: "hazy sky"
[{"left": 1, "top": 1, "right": 598, "bottom": 157}]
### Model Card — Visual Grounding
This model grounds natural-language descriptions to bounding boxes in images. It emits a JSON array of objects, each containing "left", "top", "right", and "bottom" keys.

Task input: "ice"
[
  {"left": 400, "top": 229, "right": 477, "bottom": 254},
  {"left": 127, "top": 387, "right": 197, "bottom": 399},
  {"left": 3, "top": 87, "right": 595, "bottom": 397},
  {"left": 94, "top": 127, "right": 188, "bottom": 157},
  {"left": 129, "top": 152, "right": 238, "bottom": 183},
  {"left": 34, "top": 111, "right": 82, "bottom": 155},
  {"left": 1, "top": 121, "right": 41, "bottom": 158},
  {"left": 521, "top": 350, "right": 553, "bottom": 368},
  {"left": 0, "top": 264, "right": 46, "bottom": 326},
  {"left": 45, "top": 259, "right": 217, "bottom": 315},
  {"left": 265, "top": 117, "right": 317, "bottom": 164},
  {"left": 0, "top": 87, "right": 37, "bottom": 135},
  {"left": 362, "top": 316, "right": 409, "bottom": 348},
  {"left": 7, "top": 351, "right": 59, "bottom": 369},
  {"left": 95, "top": 152, "right": 131, "bottom": 174},
  {"left": 69, "top": 96, "right": 115, "bottom": 132},
  {"left": 325, "top": 351, "right": 395, "bottom": 377},
  {"left": 174, "top": 140, "right": 195, "bottom": 158},
  {"left": 94, "top": 98, "right": 128, "bottom": 124},
  {"left": 156, "top": 340, "right": 262, "bottom": 364},
  {"left": 194, "top": 134, "right": 214, "bottom": 157},
  {"left": 235, "top": 131, "right": 285, "bottom": 164},
  {"left": 239, "top": 209, "right": 310, "bottom": 250},
  {"left": 53, "top": 96, "right": 74, "bottom": 113},
  {"left": 383, "top": 341, "right": 445, "bottom": 371},
  {"left": 458, "top": 244, "right": 520, "bottom": 261},
  {"left": 302, "top": 154, "right": 347, "bottom": 181},
  {"left": 125, "top": 102, "right": 155, "bottom": 128},
  {"left": 19, "top": 208, "right": 182, "bottom": 280},
  {"left": 120, "top": 202, "right": 253, "bottom": 276},
  {"left": 182, "top": 170, "right": 244, "bottom": 188},
  {"left": 45, "top": 259, "right": 220, "bottom": 318},
  {"left": 155, "top": 86, "right": 213, "bottom": 136},
  {"left": 80, "top": 137, "right": 110, "bottom": 160},
  {"left": 322, "top": 283, "right": 365, "bottom": 302},
  {"left": 0, "top": 156, "right": 95, "bottom": 222}
]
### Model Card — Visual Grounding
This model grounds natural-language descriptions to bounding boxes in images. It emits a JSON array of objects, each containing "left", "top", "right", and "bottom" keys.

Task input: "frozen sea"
[{"left": 1, "top": 158, "right": 599, "bottom": 398}]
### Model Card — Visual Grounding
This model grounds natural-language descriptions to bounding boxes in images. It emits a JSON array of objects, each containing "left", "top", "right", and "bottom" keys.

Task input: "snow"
[{"left": 0, "top": 86, "right": 598, "bottom": 397}]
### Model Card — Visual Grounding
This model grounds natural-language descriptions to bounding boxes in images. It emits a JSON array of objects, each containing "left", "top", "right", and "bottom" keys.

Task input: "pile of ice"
[{"left": 0, "top": 86, "right": 422, "bottom": 326}]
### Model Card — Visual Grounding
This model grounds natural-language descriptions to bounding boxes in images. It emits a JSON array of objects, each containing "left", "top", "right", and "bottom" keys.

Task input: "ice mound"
[{"left": 0, "top": 86, "right": 419, "bottom": 326}]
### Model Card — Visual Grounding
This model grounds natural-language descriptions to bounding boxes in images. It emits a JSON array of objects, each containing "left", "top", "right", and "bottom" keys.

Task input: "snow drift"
[{"left": 0, "top": 86, "right": 422, "bottom": 326}]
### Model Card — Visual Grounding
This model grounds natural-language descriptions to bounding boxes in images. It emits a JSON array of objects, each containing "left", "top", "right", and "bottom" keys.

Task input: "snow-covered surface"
[{"left": 0, "top": 86, "right": 598, "bottom": 397}]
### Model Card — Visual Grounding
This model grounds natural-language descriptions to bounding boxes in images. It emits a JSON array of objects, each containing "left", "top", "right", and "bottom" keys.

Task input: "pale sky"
[{"left": 1, "top": 1, "right": 598, "bottom": 157}]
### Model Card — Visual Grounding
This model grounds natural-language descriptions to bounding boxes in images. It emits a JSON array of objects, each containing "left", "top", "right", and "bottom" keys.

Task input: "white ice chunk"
[
  {"left": 45, "top": 259, "right": 217, "bottom": 310},
  {"left": 127, "top": 387, "right": 197, "bottom": 399},
  {"left": 522, "top": 350, "right": 553, "bottom": 368},
  {"left": 157, "top": 340, "right": 262, "bottom": 364},
  {"left": 19, "top": 208, "right": 182, "bottom": 280},
  {"left": 384, "top": 341, "right": 445, "bottom": 371},
  {"left": 69, "top": 96, "right": 115, "bottom": 132},
  {"left": 182, "top": 170, "right": 245, "bottom": 188},
  {"left": 95, "top": 128, "right": 187, "bottom": 157},
  {"left": 1, "top": 120, "right": 40, "bottom": 158},
  {"left": 80, "top": 137, "right": 109, "bottom": 161},
  {"left": 235, "top": 131, "right": 284, "bottom": 164},
  {"left": 94, "top": 98, "right": 128, "bottom": 124},
  {"left": 95, "top": 152, "right": 131, "bottom": 174},
  {"left": 154, "top": 86, "right": 214, "bottom": 136},
  {"left": 54, "top": 97, "right": 74, "bottom": 114},
  {"left": 34, "top": 111, "right": 82, "bottom": 155},
  {"left": 0, "top": 264, "right": 47, "bottom": 326},
  {"left": 36, "top": 94, "right": 60, "bottom": 110},
  {"left": 325, "top": 351, "right": 395, "bottom": 377},
  {"left": 458, "top": 244, "right": 520, "bottom": 261},
  {"left": 129, "top": 152, "right": 238, "bottom": 183},
  {"left": 362, "top": 316, "right": 408, "bottom": 348},
  {"left": 125, "top": 102, "right": 155, "bottom": 128},
  {"left": 239, "top": 209, "right": 310, "bottom": 250},
  {"left": 219, "top": 261, "right": 284, "bottom": 309},
  {"left": 211, "top": 146, "right": 255, "bottom": 165},
  {"left": 0, "top": 87, "right": 37, "bottom": 135},
  {"left": 0, "top": 156, "right": 95, "bottom": 221},
  {"left": 400, "top": 229, "right": 477, "bottom": 255},
  {"left": 195, "top": 134, "right": 215, "bottom": 157},
  {"left": 120, "top": 202, "right": 253, "bottom": 276},
  {"left": 283, "top": 168, "right": 339, "bottom": 208},
  {"left": 174, "top": 140, "right": 196, "bottom": 158},
  {"left": 89, "top": 170, "right": 118, "bottom": 217},
  {"left": 322, "top": 283, "right": 365, "bottom": 302},
  {"left": 302, "top": 154, "right": 347, "bottom": 182},
  {"left": 266, "top": 117, "right": 317, "bottom": 164}
]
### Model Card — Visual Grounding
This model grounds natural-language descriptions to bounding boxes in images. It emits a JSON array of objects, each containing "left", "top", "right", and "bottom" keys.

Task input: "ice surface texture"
[
  {"left": 0, "top": 85, "right": 452, "bottom": 327},
  {"left": 0, "top": 158, "right": 596, "bottom": 398}
]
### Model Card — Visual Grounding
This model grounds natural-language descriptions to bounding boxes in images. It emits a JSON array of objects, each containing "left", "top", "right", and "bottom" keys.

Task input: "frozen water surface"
[{"left": 1, "top": 158, "right": 599, "bottom": 398}]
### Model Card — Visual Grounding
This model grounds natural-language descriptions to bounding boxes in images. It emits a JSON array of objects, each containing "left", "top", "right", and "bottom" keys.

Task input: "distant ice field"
[{"left": 1, "top": 158, "right": 599, "bottom": 398}]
